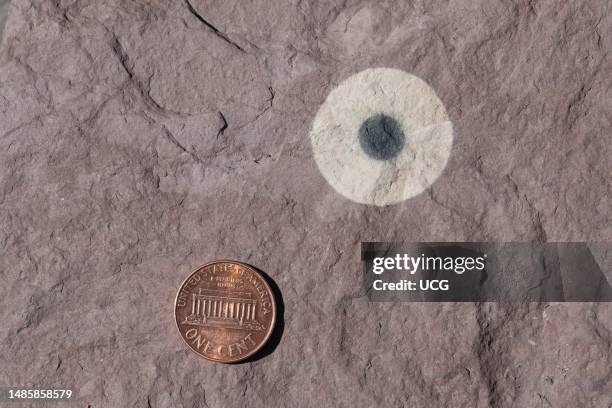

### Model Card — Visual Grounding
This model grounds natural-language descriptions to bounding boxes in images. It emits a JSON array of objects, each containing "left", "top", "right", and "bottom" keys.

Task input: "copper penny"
[{"left": 174, "top": 260, "right": 276, "bottom": 363}]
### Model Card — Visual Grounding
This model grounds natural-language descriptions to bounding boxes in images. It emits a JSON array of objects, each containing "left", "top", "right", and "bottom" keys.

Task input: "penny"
[{"left": 174, "top": 260, "right": 276, "bottom": 363}]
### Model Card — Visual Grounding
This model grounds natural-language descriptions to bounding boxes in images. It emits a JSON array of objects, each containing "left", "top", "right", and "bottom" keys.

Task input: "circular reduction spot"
[{"left": 310, "top": 68, "right": 454, "bottom": 206}]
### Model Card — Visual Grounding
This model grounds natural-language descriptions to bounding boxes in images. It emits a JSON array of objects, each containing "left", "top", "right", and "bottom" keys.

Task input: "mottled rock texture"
[
  {"left": 0, "top": 1, "right": 8, "bottom": 40},
  {"left": 0, "top": 0, "right": 611, "bottom": 407}
]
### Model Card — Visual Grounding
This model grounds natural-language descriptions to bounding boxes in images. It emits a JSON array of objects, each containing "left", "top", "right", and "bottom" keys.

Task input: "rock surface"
[
  {"left": 0, "top": 0, "right": 7, "bottom": 41},
  {"left": 0, "top": 0, "right": 611, "bottom": 407}
]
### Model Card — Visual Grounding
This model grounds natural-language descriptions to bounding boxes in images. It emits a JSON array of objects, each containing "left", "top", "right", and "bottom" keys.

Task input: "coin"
[{"left": 174, "top": 260, "right": 276, "bottom": 363}]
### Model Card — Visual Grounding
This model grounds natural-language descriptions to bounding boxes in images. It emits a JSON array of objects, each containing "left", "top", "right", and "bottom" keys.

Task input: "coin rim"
[{"left": 174, "top": 260, "right": 277, "bottom": 363}]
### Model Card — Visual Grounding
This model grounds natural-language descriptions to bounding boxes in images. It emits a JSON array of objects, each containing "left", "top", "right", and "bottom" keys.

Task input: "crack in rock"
[
  {"left": 184, "top": 0, "right": 245, "bottom": 53},
  {"left": 216, "top": 111, "right": 228, "bottom": 139},
  {"left": 161, "top": 125, "right": 203, "bottom": 164}
]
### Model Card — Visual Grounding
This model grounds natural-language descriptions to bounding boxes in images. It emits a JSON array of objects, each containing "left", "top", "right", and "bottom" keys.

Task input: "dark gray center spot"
[{"left": 358, "top": 114, "right": 405, "bottom": 160}]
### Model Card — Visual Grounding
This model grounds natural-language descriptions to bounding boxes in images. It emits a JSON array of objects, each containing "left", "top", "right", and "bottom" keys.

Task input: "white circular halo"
[{"left": 310, "top": 68, "right": 453, "bottom": 206}]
